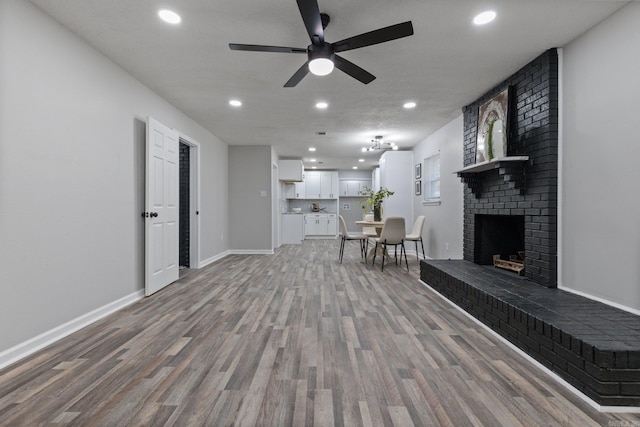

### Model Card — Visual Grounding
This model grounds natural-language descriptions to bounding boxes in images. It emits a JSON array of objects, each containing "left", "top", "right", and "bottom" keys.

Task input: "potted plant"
[{"left": 359, "top": 186, "right": 395, "bottom": 221}]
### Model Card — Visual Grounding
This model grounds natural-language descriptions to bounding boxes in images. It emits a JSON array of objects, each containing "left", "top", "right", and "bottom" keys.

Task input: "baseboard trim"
[
  {"left": 418, "top": 279, "right": 640, "bottom": 413},
  {"left": 404, "top": 249, "right": 432, "bottom": 260},
  {"left": 0, "top": 290, "right": 144, "bottom": 371},
  {"left": 558, "top": 285, "right": 640, "bottom": 317},
  {"left": 228, "top": 249, "right": 275, "bottom": 255},
  {"left": 199, "top": 251, "right": 230, "bottom": 268}
]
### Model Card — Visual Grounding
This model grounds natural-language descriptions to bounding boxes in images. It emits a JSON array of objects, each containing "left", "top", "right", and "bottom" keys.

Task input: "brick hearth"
[{"left": 421, "top": 260, "right": 640, "bottom": 407}]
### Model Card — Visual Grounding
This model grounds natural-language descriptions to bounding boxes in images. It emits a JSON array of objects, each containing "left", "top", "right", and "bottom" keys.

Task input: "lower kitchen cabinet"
[
  {"left": 281, "top": 214, "right": 304, "bottom": 244},
  {"left": 304, "top": 213, "right": 337, "bottom": 237},
  {"left": 327, "top": 215, "right": 336, "bottom": 235}
]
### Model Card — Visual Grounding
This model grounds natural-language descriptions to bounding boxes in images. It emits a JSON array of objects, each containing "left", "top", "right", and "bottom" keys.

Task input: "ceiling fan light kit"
[
  {"left": 308, "top": 44, "right": 335, "bottom": 76},
  {"left": 229, "top": 0, "right": 413, "bottom": 87}
]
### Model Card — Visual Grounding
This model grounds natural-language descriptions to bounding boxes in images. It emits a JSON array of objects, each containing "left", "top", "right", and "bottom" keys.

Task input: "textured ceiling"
[{"left": 30, "top": 0, "right": 626, "bottom": 170}]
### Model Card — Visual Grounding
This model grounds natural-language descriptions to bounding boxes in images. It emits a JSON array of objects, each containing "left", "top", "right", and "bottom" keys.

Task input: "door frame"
[
  {"left": 178, "top": 133, "right": 201, "bottom": 269},
  {"left": 272, "top": 161, "right": 280, "bottom": 249}
]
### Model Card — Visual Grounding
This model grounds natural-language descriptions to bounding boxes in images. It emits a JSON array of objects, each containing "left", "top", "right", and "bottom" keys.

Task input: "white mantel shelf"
[{"left": 454, "top": 156, "right": 529, "bottom": 174}]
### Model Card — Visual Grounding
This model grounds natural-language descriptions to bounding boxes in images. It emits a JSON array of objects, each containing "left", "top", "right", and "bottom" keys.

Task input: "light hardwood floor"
[{"left": 1, "top": 240, "right": 639, "bottom": 426}]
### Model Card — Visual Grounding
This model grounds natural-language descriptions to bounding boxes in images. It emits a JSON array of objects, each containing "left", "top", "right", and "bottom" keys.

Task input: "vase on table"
[{"left": 373, "top": 205, "right": 382, "bottom": 222}]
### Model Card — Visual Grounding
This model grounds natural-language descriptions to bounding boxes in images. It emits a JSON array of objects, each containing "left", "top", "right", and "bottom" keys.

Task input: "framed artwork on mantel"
[{"left": 475, "top": 87, "right": 509, "bottom": 163}]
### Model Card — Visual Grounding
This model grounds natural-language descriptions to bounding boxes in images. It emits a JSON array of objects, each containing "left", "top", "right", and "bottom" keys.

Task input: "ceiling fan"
[{"left": 229, "top": 0, "right": 414, "bottom": 87}]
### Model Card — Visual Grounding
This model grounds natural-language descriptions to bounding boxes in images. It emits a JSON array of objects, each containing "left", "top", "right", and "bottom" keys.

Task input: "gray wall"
[
  {"left": 228, "top": 146, "right": 272, "bottom": 250},
  {"left": 412, "top": 116, "right": 464, "bottom": 260},
  {"left": 0, "top": 1, "right": 229, "bottom": 352},
  {"left": 561, "top": 2, "right": 640, "bottom": 311}
]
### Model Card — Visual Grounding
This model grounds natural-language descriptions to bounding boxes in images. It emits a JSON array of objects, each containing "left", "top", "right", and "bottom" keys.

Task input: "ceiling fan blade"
[
  {"left": 229, "top": 43, "right": 307, "bottom": 54},
  {"left": 284, "top": 62, "right": 310, "bottom": 87},
  {"left": 334, "top": 55, "right": 375, "bottom": 84},
  {"left": 296, "top": 0, "right": 324, "bottom": 45},
  {"left": 332, "top": 21, "right": 414, "bottom": 53}
]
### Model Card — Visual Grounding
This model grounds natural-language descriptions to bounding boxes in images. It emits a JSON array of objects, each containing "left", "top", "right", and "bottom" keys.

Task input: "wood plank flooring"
[{"left": 1, "top": 239, "right": 639, "bottom": 426}]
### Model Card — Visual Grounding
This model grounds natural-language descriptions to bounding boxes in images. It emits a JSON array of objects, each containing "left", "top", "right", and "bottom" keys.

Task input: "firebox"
[{"left": 474, "top": 215, "right": 525, "bottom": 266}]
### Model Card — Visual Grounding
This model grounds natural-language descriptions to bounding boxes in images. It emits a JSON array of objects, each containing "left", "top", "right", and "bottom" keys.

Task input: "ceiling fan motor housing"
[{"left": 308, "top": 42, "right": 335, "bottom": 62}]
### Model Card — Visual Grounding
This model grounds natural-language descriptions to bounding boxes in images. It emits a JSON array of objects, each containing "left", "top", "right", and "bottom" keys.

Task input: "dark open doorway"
[{"left": 179, "top": 142, "right": 190, "bottom": 268}]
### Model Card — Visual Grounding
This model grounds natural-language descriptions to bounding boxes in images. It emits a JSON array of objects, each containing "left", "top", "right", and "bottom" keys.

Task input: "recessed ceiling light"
[
  {"left": 359, "top": 159, "right": 365, "bottom": 162},
  {"left": 352, "top": 166, "right": 358, "bottom": 170},
  {"left": 309, "top": 147, "right": 316, "bottom": 152},
  {"left": 403, "top": 101, "right": 417, "bottom": 109},
  {"left": 315, "top": 102, "right": 328, "bottom": 109},
  {"left": 311, "top": 166, "right": 317, "bottom": 169},
  {"left": 473, "top": 11, "right": 496, "bottom": 25},
  {"left": 229, "top": 99, "right": 242, "bottom": 107},
  {"left": 158, "top": 9, "right": 181, "bottom": 24},
  {"left": 310, "top": 158, "right": 317, "bottom": 163}
]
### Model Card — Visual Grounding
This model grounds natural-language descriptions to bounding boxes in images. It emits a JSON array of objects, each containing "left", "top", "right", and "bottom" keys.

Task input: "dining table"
[
  {"left": 355, "top": 219, "right": 385, "bottom": 235},
  {"left": 355, "top": 219, "right": 387, "bottom": 261}
]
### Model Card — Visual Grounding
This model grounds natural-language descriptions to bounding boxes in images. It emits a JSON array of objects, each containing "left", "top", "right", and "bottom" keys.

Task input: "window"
[{"left": 423, "top": 152, "right": 441, "bottom": 204}]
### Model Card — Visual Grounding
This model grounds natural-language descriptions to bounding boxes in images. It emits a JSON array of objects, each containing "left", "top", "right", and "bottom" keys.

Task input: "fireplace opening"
[{"left": 474, "top": 215, "right": 525, "bottom": 266}]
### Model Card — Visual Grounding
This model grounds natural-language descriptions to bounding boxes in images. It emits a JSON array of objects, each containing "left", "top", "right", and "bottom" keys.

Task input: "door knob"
[{"left": 150, "top": 212, "right": 158, "bottom": 218}]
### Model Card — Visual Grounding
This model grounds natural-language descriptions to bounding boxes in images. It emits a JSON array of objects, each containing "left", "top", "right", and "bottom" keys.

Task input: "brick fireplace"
[
  {"left": 459, "top": 49, "right": 558, "bottom": 287},
  {"left": 421, "top": 49, "right": 640, "bottom": 407}
]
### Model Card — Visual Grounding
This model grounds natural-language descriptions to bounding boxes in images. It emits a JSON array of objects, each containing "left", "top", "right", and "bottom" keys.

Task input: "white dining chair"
[
  {"left": 405, "top": 215, "right": 426, "bottom": 261},
  {"left": 338, "top": 215, "right": 369, "bottom": 264},
  {"left": 371, "top": 217, "right": 408, "bottom": 272}
]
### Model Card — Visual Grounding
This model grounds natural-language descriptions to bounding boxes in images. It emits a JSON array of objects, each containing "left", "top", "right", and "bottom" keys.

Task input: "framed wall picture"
[
  {"left": 415, "top": 163, "right": 422, "bottom": 179},
  {"left": 415, "top": 180, "right": 422, "bottom": 196},
  {"left": 476, "top": 87, "right": 510, "bottom": 163}
]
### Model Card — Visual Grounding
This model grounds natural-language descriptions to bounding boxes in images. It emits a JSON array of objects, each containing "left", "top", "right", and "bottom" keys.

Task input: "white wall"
[
  {"left": 379, "top": 151, "right": 414, "bottom": 234},
  {"left": 561, "top": 2, "right": 640, "bottom": 311},
  {"left": 412, "top": 116, "right": 464, "bottom": 260},
  {"left": 0, "top": 1, "right": 229, "bottom": 352}
]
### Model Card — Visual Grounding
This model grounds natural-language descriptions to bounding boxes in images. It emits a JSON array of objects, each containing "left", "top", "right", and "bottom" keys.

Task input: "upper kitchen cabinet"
[
  {"left": 284, "top": 181, "right": 306, "bottom": 199},
  {"left": 305, "top": 171, "right": 338, "bottom": 199},
  {"left": 279, "top": 160, "right": 304, "bottom": 182},
  {"left": 339, "top": 180, "right": 372, "bottom": 197}
]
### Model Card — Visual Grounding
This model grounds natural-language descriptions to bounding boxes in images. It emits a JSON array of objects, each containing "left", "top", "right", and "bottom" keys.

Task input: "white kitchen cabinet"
[
  {"left": 305, "top": 172, "right": 322, "bottom": 198},
  {"left": 372, "top": 168, "right": 380, "bottom": 191},
  {"left": 304, "top": 213, "right": 324, "bottom": 235},
  {"left": 284, "top": 182, "right": 305, "bottom": 199},
  {"left": 339, "top": 180, "right": 371, "bottom": 197},
  {"left": 327, "top": 214, "right": 337, "bottom": 235},
  {"left": 281, "top": 214, "right": 304, "bottom": 244},
  {"left": 304, "top": 213, "right": 337, "bottom": 237},
  {"left": 305, "top": 171, "right": 338, "bottom": 199},
  {"left": 279, "top": 160, "right": 304, "bottom": 182},
  {"left": 320, "top": 172, "right": 339, "bottom": 198}
]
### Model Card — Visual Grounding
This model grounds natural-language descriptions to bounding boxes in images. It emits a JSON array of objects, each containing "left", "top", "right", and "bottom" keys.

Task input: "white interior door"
[{"left": 145, "top": 117, "right": 179, "bottom": 296}]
